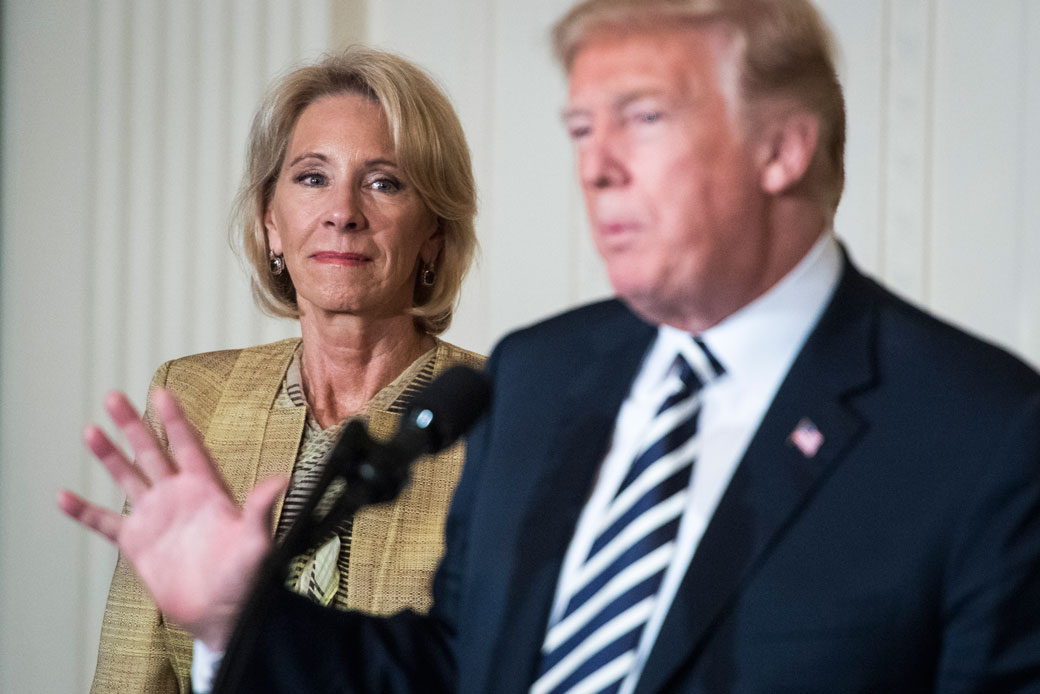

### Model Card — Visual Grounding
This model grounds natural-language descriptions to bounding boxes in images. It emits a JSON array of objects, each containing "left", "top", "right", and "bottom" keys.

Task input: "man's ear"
[{"left": 758, "top": 110, "right": 819, "bottom": 195}]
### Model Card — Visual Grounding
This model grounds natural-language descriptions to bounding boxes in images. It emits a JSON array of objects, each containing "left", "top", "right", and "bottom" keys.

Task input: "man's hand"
[{"left": 58, "top": 388, "right": 286, "bottom": 650}]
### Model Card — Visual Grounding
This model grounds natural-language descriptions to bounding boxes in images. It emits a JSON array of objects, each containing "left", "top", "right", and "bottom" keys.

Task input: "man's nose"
[
  {"left": 325, "top": 185, "right": 364, "bottom": 231},
  {"left": 579, "top": 124, "right": 628, "bottom": 190}
]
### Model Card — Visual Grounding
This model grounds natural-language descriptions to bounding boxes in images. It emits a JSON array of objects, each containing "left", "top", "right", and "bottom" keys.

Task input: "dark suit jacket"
[{"left": 225, "top": 259, "right": 1040, "bottom": 693}]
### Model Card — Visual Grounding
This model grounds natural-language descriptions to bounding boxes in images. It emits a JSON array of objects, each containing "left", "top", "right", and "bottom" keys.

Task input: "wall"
[
  {"left": 2, "top": 1, "right": 1038, "bottom": 691},
  {"left": 1, "top": 3, "right": 332, "bottom": 690}
]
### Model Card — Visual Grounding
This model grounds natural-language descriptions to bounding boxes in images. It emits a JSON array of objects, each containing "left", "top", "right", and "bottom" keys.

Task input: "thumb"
[{"left": 242, "top": 476, "right": 289, "bottom": 533}]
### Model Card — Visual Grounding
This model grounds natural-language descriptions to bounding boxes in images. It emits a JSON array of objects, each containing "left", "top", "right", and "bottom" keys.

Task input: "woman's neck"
[{"left": 297, "top": 310, "right": 435, "bottom": 428}]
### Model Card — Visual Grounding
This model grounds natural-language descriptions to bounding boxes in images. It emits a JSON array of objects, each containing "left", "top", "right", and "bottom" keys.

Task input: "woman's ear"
[
  {"left": 758, "top": 110, "right": 819, "bottom": 195},
  {"left": 264, "top": 208, "right": 283, "bottom": 256},
  {"left": 420, "top": 224, "right": 445, "bottom": 266}
]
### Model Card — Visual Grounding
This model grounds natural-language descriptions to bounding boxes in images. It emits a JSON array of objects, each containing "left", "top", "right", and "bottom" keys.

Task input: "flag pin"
[{"left": 789, "top": 417, "right": 824, "bottom": 458}]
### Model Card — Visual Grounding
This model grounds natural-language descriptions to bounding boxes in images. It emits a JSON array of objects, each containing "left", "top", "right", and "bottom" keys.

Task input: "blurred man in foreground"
[{"left": 62, "top": 0, "right": 1040, "bottom": 692}]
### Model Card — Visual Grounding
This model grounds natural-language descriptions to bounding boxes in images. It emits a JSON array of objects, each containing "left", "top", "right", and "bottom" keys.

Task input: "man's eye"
[
  {"left": 567, "top": 125, "right": 592, "bottom": 141},
  {"left": 634, "top": 110, "right": 662, "bottom": 124}
]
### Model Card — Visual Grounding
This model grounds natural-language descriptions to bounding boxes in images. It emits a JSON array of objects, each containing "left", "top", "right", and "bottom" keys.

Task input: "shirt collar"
[{"left": 655, "top": 231, "right": 843, "bottom": 390}]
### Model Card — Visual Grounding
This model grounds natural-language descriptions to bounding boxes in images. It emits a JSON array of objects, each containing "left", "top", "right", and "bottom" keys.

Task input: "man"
[{"left": 61, "top": 0, "right": 1040, "bottom": 692}]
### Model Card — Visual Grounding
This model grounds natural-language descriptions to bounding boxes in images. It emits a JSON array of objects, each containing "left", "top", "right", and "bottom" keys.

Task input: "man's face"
[{"left": 565, "top": 27, "right": 773, "bottom": 331}]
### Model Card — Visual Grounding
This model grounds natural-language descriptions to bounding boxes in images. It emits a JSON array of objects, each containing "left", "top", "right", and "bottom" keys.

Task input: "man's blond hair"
[{"left": 553, "top": 0, "right": 846, "bottom": 218}]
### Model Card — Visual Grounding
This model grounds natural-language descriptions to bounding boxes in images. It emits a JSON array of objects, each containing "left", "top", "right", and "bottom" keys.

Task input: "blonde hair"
[
  {"left": 553, "top": 0, "right": 846, "bottom": 217},
  {"left": 232, "top": 45, "right": 477, "bottom": 335}
]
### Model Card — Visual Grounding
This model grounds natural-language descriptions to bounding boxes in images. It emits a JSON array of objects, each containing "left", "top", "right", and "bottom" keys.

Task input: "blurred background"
[{"left": 2, "top": 1, "right": 1038, "bottom": 690}]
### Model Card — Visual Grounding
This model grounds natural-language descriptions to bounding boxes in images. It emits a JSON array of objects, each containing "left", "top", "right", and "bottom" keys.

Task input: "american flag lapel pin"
[{"left": 789, "top": 417, "right": 824, "bottom": 458}]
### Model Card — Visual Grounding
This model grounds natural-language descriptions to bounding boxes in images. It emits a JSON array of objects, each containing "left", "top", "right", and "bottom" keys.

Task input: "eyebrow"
[
  {"left": 287, "top": 152, "right": 329, "bottom": 168},
  {"left": 562, "top": 88, "right": 670, "bottom": 121},
  {"left": 362, "top": 158, "right": 399, "bottom": 169},
  {"left": 285, "top": 153, "right": 399, "bottom": 169},
  {"left": 561, "top": 106, "right": 589, "bottom": 122}
]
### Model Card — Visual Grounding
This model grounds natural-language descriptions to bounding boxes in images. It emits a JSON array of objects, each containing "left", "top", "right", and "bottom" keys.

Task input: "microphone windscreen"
[{"left": 403, "top": 365, "right": 492, "bottom": 452}]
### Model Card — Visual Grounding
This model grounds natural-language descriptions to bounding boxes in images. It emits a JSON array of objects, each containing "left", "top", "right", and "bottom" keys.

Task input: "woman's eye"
[
  {"left": 295, "top": 172, "right": 327, "bottom": 186},
  {"left": 371, "top": 177, "right": 401, "bottom": 193}
]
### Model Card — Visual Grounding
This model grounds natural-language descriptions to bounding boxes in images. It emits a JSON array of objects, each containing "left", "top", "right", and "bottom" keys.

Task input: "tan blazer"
[{"left": 90, "top": 338, "right": 484, "bottom": 693}]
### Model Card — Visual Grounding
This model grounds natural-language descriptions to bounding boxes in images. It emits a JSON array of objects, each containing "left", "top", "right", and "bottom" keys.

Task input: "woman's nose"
[{"left": 325, "top": 186, "right": 365, "bottom": 231}]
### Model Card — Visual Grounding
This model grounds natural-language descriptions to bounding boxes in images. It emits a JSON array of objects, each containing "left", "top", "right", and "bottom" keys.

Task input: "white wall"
[
  {"left": 1, "top": 2, "right": 331, "bottom": 690},
  {"left": 2, "top": 1, "right": 1038, "bottom": 691},
  {"left": 819, "top": 0, "right": 1040, "bottom": 358}
]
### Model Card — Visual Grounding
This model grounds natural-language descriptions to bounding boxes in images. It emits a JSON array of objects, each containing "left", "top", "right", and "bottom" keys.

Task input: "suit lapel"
[
  {"left": 484, "top": 308, "right": 657, "bottom": 693},
  {"left": 635, "top": 264, "right": 880, "bottom": 694}
]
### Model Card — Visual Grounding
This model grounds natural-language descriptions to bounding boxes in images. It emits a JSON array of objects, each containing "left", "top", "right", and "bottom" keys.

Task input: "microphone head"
[{"left": 401, "top": 365, "right": 492, "bottom": 453}]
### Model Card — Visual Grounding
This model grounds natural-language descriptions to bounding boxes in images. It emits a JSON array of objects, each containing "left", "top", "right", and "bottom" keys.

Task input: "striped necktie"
[{"left": 532, "top": 341, "right": 723, "bottom": 694}]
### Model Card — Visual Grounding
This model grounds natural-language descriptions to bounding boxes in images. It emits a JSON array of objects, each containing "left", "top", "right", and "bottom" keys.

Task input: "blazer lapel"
[
  {"left": 257, "top": 407, "right": 308, "bottom": 528},
  {"left": 483, "top": 308, "right": 657, "bottom": 693},
  {"left": 204, "top": 340, "right": 302, "bottom": 526},
  {"left": 345, "top": 408, "right": 405, "bottom": 612},
  {"left": 635, "top": 263, "right": 880, "bottom": 694}
]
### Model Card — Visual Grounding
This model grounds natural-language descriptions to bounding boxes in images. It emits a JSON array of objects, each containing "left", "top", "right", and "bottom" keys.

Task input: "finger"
[
  {"left": 57, "top": 489, "right": 123, "bottom": 543},
  {"left": 243, "top": 476, "right": 290, "bottom": 534},
  {"left": 105, "top": 391, "right": 173, "bottom": 479},
  {"left": 83, "top": 425, "right": 150, "bottom": 501},
  {"left": 151, "top": 389, "right": 226, "bottom": 486}
]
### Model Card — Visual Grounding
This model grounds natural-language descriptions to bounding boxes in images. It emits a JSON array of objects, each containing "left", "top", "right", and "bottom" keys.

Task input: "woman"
[{"left": 88, "top": 46, "right": 483, "bottom": 693}]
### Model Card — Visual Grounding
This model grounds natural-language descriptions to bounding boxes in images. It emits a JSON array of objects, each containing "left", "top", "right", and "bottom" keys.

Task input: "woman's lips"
[{"left": 311, "top": 251, "right": 372, "bottom": 265}]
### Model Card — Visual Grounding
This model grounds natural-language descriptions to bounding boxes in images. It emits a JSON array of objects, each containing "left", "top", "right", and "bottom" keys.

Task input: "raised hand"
[{"left": 57, "top": 388, "right": 287, "bottom": 650}]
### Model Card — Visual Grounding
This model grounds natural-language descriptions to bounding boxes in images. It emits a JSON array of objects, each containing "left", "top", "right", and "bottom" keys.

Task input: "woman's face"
[{"left": 264, "top": 93, "right": 441, "bottom": 321}]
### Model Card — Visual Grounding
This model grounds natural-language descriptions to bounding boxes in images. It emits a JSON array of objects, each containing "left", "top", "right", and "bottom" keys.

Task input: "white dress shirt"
[
  {"left": 192, "top": 638, "right": 222, "bottom": 693},
  {"left": 543, "top": 232, "right": 843, "bottom": 694}
]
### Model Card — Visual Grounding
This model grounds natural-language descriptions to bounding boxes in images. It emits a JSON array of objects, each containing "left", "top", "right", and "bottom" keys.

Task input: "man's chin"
[
  {"left": 612, "top": 283, "right": 720, "bottom": 333},
  {"left": 612, "top": 285, "right": 668, "bottom": 327}
]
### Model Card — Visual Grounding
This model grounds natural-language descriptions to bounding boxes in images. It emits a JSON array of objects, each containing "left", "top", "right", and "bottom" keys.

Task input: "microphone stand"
[{"left": 211, "top": 418, "right": 415, "bottom": 692}]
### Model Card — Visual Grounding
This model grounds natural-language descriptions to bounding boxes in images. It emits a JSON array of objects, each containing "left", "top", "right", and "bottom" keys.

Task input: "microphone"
[
  {"left": 397, "top": 363, "right": 495, "bottom": 452},
  {"left": 212, "top": 365, "right": 492, "bottom": 693},
  {"left": 283, "top": 364, "right": 492, "bottom": 562}
]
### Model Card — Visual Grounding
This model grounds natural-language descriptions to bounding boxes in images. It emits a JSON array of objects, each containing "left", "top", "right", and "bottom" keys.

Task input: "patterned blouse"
[{"left": 274, "top": 343, "right": 439, "bottom": 609}]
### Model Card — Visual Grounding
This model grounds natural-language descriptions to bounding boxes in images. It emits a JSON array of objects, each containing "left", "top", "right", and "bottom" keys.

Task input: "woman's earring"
[
  {"left": 269, "top": 253, "right": 285, "bottom": 275},
  {"left": 421, "top": 262, "right": 436, "bottom": 287}
]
